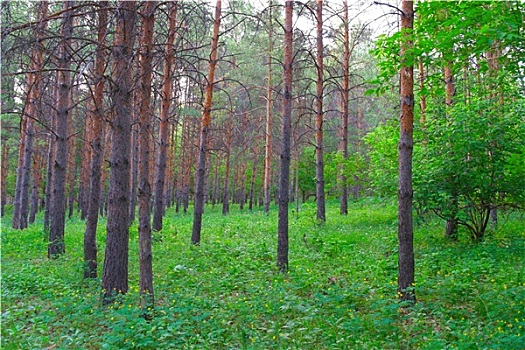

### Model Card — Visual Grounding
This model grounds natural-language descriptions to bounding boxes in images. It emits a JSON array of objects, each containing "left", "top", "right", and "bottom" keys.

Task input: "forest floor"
[{"left": 1, "top": 199, "right": 524, "bottom": 349}]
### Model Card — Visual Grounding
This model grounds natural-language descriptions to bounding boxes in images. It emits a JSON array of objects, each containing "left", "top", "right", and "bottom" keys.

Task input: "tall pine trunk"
[
  {"left": 277, "top": 0, "right": 293, "bottom": 273},
  {"left": 49, "top": 1, "right": 73, "bottom": 258},
  {"left": 153, "top": 1, "right": 178, "bottom": 232},
  {"left": 397, "top": 0, "right": 415, "bottom": 303},
  {"left": 83, "top": 1, "right": 108, "bottom": 279},
  {"left": 13, "top": 1, "right": 48, "bottom": 229},
  {"left": 315, "top": 0, "right": 325, "bottom": 222},
  {"left": 339, "top": 0, "right": 350, "bottom": 215},
  {"left": 137, "top": 0, "right": 156, "bottom": 315},
  {"left": 263, "top": 0, "right": 273, "bottom": 215},
  {"left": 191, "top": 0, "right": 222, "bottom": 244},
  {"left": 102, "top": 0, "right": 136, "bottom": 302},
  {"left": 1, "top": 144, "right": 9, "bottom": 217}
]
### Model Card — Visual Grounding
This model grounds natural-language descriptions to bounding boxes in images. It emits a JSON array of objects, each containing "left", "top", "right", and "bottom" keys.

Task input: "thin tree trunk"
[
  {"left": 1, "top": 144, "right": 8, "bottom": 217},
  {"left": 153, "top": 1, "right": 178, "bottom": 232},
  {"left": 248, "top": 144, "right": 258, "bottom": 211},
  {"left": 397, "top": 0, "right": 415, "bottom": 303},
  {"left": 277, "top": 0, "right": 293, "bottom": 273},
  {"left": 339, "top": 0, "right": 349, "bottom": 215},
  {"left": 102, "top": 0, "right": 136, "bottom": 303},
  {"left": 191, "top": 0, "right": 222, "bottom": 244},
  {"left": 129, "top": 122, "right": 139, "bottom": 222},
  {"left": 315, "top": 0, "right": 326, "bottom": 222},
  {"left": 13, "top": 1, "right": 48, "bottom": 229},
  {"left": 444, "top": 61, "right": 458, "bottom": 239},
  {"left": 44, "top": 122, "right": 55, "bottom": 232},
  {"left": 83, "top": 1, "right": 108, "bottom": 279},
  {"left": 263, "top": 0, "right": 273, "bottom": 215},
  {"left": 79, "top": 108, "right": 93, "bottom": 219},
  {"left": 29, "top": 154, "right": 43, "bottom": 223},
  {"left": 222, "top": 122, "right": 233, "bottom": 215},
  {"left": 137, "top": 0, "right": 156, "bottom": 315},
  {"left": 418, "top": 58, "right": 426, "bottom": 125},
  {"left": 49, "top": 1, "right": 73, "bottom": 258},
  {"left": 19, "top": 120, "right": 34, "bottom": 229},
  {"left": 66, "top": 104, "right": 78, "bottom": 219}
]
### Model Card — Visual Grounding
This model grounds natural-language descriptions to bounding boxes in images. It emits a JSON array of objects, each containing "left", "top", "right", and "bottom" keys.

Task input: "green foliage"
[
  {"left": 415, "top": 98, "right": 525, "bottom": 238},
  {"left": 363, "top": 119, "right": 399, "bottom": 197},
  {"left": 2, "top": 203, "right": 524, "bottom": 349}
]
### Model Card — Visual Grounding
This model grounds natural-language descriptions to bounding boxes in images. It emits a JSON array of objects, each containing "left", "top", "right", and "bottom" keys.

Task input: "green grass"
[{"left": 2, "top": 200, "right": 524, "bottom": 349}]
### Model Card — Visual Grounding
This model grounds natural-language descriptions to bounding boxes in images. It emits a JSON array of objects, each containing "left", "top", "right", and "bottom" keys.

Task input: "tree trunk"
[
  {"left": 397, "top": 0, "right": 415, "bottom": 303},
  {"left": 29, "top": 154, "right": 44, "bottom": 224},
  {"left": 78, "top": 109, "right": 93, "bottom": 220},
  {"left": 418, "top": 58, "right": 426, "bottom": 125},
  {"left": 19, "top": 120, "right": 34, "bottom": 229},
  {"left": 153, "top": 1, "right": 178, "bottom": 232},
  {"left": 339, "top": 0, "right": 349, "bottom": 215},
  {"left": 83, "top": 1, "right": 108, "bottom": 279},
  {"left": 129, "top": 122, "right": 139, "bottom": 222},
  {"left": 1, "top": 144, "right": 8, "bottom": 217},
  {"left": 137, "top": 0, "right": 156, "bottom": 315},
  {"left": 66, "top": 106, "right": 78, "bottom": 219},
  {"left": 277, "top": 0, "right": 293, "bottom": 273},
  {"left": 444, "top": 61, "right": 458, "bottom": 239},
  {"left": 191, "top": 0, "right": 222, "bottom": 244},
  {"left": 222, "top": 122, "right": 233, "bottom": 215},
  {"left": 263, "top": 0, "right": 273, "bottom": 215},
  {"left": 49, "top": 1, "right": 73, "bottom": 258},
  {"left": 248, "top": 144, "right": 258, "bottom": 211},
  {"left": 315, "top": 0, "right": 326, "bottom": 222},
  {"left": 13, "top": 1, "right": 48, "bottom": 229},
  {"left": 102, "top": 0, "right": 136, "bottom": 303}
]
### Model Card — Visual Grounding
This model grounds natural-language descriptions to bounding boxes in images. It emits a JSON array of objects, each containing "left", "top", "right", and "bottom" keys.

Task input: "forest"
[{"left": 1, "top": 0, "right": 524, "bottom": 348}]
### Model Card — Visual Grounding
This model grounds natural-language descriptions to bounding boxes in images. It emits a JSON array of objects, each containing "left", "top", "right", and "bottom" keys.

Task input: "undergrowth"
[{"left": 1, "top": 200, "right": 524, "bottom": 349}]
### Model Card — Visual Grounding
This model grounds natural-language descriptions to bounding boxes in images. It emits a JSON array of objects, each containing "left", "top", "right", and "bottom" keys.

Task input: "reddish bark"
[
  {"left": 29, "top": 153, "right": 44, "bottom": 224},
  {"left": 397, "top": 0, "right": 415, "bottom": 303},
  {"left": 13, "top": 1, "right": 48, "bottom": 229},
  {"left": 83, "top": 1, "right": 108, "bottom": 279},
  {"left": 315, "top": 0, "right": 326, "bottom": 222},
  {"left": 153, "top": 1, "right": 178, "bottom": 232},
  {"left": 191, "top": 0, "right": 222, "bottom": 244},
  {"left": 277, "top": 0, "right": 293, "bottom": 273},
  {"left": 339, "top": 0, "right": 349, "bottom": 215},
  {"left": 137, "top": 0, "right": 156, "bottom": 314}
]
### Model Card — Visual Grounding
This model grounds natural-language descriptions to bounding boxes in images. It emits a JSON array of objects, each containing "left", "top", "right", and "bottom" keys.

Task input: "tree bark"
[
  {"left": 137, "top": 0, "right": 156, "bottom": 315},
  {"left": 13, "top": 1, "right": 48, "bottom": 229},
  {"left": 29, "top": 153, "right": 44, "bottom": 224},
  {"left": 222, "top": 122, "right": 233, "bottom": 215},
  {"left": 1, "top": 144, "right": 8, "bottom": 217},
  {"left": 444, "top": 60, "right": 458, "bottom": 239},
  {"left": 397, "top": 0, "right": 415, "bottom": 303},
  {"left": 153, "top": 1, "right": 178, "bottom": 232},
  {"left": 78, "top": 109, "right": 93, "bottom": 220},
  {"left": 248, "top": 144, "right": 258, "bottom": 211},
  {"left": 277, "top": 0, "right": 293, "bottom": 273},
  {"left": 191, "top": 0, "right": 222, "bottom": 244},
  {"left": 315, "top": 0, "right": 326, "bottom": 222},
  {"left": 263, "top": 0, "right": 273, "bottom": 215},
  {"left": 83, "top": 1, "right": 108, "bottom": 279},
  {"left": 102, "top": 0, "right": 136, "bottom": 302},
  {"left": 339, "top": 0, "right": 349, "bottom": 215},
  {"left": 49, "top": 1, "right": 73, "bottom": 258}
]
